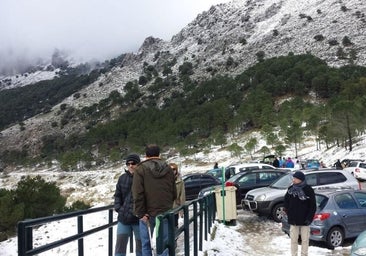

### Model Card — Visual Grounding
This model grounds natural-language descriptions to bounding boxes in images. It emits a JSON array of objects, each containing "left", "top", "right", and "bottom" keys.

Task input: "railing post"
[
  {"left": 17, "top": 221, "right": 25, "bottom": 256},
  {"left": 167, "top": 212, "right": 175, "bottom": 256},
  {"left": 193, "top": 201, "right": 198, "bottom": 256},
  {"left": 199, "top": 199, "right": 203, "bottom": 251},
  {"left": 183, "top": 205, "right": 190, "bottom": 256},
  {"left": 77, "top": 215, "right": 84, "bottom": 256},
  {"left": 108, "top": 208, "right": 114, "bottom": 256}
]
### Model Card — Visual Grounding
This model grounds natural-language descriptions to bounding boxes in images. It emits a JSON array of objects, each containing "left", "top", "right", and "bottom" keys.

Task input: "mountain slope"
[{"left": 0, "top": 0, "right": 365, "bottom": 162}]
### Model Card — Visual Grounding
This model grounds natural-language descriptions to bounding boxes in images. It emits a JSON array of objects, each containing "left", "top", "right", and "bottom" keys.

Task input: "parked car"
[
  {"left": 242, "top": 169, "right": 361, "bottom": 222},
  {"left": 351, "top": 229, "right": 366, "bottom": 256},
  {"left": 261, "top": 154, "right": 276, "bottom": 165},
  {"left": 225, "top": 162, "right": 276, "bottom": 174},
  {"left": 341, "top": 159, "right": 364, "bottom": 168},
  {"left": 305, "top": 159, "right": 321, "bottom": 169},
  {"left": 182, "top": 173, "right": 221, "bottom": 201},
  {"left": 282, "top": 188, "right": 366, "bottom": 249},
  {"left": 198, "top": 169, "right": 288, "bottom": 204},
  {"left": 205, "top": 168, "right": 225, "bottom": 181},
  {"left": 343, "top": 161, "right": 366, "bottom": 181},
  {"left": 214, "top": 162, "right": 278, "bottom": 181}
]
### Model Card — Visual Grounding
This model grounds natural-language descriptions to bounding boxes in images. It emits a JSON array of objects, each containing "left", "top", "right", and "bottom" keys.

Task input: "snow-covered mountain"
[
  {"left": 0, "top": 0, "right": 365, "bottom": 160},
  {"left": 3, "top": 0, "right": 365, "bottom": 92}
]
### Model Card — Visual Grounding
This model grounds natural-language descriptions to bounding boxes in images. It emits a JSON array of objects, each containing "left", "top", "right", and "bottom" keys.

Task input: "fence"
[{"left": 17, "top": 193, "right": 216, "bottom": 256}]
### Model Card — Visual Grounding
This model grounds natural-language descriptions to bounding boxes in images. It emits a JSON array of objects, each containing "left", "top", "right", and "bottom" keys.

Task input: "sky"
[{"left": 0, "top": 0, "right": 232, "bottom": 72}]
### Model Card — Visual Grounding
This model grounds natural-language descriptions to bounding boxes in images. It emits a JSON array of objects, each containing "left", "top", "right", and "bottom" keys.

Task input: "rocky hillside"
[{"left": 0, "top": 0, "right": 365, "bottom": 159}]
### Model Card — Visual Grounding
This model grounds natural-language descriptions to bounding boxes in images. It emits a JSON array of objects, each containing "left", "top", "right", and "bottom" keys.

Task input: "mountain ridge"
[{"left": 0, "top": 0, "right": 365, "bottom": 166}]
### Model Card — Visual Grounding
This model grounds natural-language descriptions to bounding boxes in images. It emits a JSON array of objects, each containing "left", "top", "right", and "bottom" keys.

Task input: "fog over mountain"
[{"left": 0, "top": 0, "right": 231, "bottom": 75}]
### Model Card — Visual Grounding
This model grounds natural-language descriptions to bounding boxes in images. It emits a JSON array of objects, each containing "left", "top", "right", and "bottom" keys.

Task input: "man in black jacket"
[
  {"left": 284, "top": 171, "right": 316, "bottom": 256},
  {"left": 114, "top": 153, "right": 142, "bottom": 256}
]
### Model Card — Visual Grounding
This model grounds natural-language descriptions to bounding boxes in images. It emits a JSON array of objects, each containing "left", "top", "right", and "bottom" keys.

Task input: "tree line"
[{"left": 1, "top": 53, "right": 366, "bottom": 169}]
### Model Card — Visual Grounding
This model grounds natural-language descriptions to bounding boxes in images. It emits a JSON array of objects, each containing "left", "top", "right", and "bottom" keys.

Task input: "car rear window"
[
  {"left": 315, "top": 194, "right": 328, "bottom": 210},
  {"left": 318, "top": 172, "right": 346, "bottom": 185},
  {"left": 349, "top": 161, "right": 359, "bottom": 167}
]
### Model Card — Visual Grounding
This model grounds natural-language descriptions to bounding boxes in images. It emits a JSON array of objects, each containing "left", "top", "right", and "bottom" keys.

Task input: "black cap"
[
  {"left": 293, "top": 171, "right": 305, "bottom": 181},
  {"left": 125, "top": 153, "right": 141, "bottom": 164}
]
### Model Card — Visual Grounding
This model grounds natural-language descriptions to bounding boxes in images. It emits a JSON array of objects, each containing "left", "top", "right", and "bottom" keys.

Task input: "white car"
[
  {"left": 224, "top": 162, "right": 276, "bottom": 179},
  {"left": 343, "top": 161, "right": 366, "bottom": 181}
]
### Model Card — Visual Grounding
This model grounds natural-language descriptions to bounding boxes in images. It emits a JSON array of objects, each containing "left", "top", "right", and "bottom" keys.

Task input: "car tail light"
[
  {"left": 225, "top": 181, "right": 235, "bottom": 187},
  {"left": 355, "top": 168, "right": 360, "bottom": 173},
  {"left": 313, "top": 212, "right": 330, "bottom": 221}
]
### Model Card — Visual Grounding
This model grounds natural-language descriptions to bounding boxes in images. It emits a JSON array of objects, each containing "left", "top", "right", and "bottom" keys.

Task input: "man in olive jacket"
[{"left": 132, "top": 144, "right": 176, "bottom": 256}]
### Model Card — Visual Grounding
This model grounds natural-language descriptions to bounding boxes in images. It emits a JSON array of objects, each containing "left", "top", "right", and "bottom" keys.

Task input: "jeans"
[
  {"left": 290, "top": 225, "right": 310, "bottom": 256},
  {"left": 115, "top": 221, "right": 142, "bottom": 256},
  {"left": 139, "top": 218, "right": 169, "bottom": 256}
]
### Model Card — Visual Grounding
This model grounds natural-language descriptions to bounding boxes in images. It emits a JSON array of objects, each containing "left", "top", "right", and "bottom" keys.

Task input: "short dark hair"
[{"left": 145, "top": 144, "right": 160, "bottom": 157}]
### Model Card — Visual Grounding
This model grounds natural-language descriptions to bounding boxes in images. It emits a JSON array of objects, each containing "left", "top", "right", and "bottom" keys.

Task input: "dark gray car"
[
  {"left": 183, "top": 173, "right": 221, "bottom": 200},
  {"left": 199, "top": 169, "right": 288, "bottom": 204}
]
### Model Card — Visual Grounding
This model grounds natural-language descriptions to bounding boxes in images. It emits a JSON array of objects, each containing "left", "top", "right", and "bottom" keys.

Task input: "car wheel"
[
  {"left": 271, "top": 203, "right": 286, "bottom": 222},
  {"left": 326, "top": 227, "right": 344, "bottom": 249}
]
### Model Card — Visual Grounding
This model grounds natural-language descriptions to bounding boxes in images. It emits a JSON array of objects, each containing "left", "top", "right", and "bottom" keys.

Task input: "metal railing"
[{"left": 17, "top": 193, "right": 216, "bottom": 256}]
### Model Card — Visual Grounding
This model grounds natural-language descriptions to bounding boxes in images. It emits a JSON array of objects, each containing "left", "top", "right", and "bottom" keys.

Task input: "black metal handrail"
[
  {"left": 18, "top": 205, "right": 117, "bottom": 256},
  {"left": 17, "top": 193, "right": 217, "bottom": 256}
]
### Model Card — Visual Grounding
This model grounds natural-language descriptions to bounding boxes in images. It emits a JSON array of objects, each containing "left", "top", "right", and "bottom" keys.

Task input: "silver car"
[
  {"left": 282, "top": 188, "right": 366, "bottom": 248},
  {"left": 242, "top": 169, "right": 360, "bottom": 222}
]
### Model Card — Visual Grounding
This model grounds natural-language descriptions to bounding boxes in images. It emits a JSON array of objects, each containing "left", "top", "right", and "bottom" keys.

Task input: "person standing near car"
[
  {"left": 334, "top": 159, "right": 343, "bottom": 169},
  {"left": 285, "top": 157, "right": 295, "bottom": 168},
  {"left": 284, "top": 171, "right": 316, "bottom": 256},
  {"left": 114, "top": 153, "right": 142, "bottom": 256},
  {"left": 272, "top": 156, "right": 280, "bottom": 168},
  {"left": 169, "top": 163, "right": 185, "bottom": 227},
  {"left": 132, "top": 144, "right": 176, "bottom": 256}
]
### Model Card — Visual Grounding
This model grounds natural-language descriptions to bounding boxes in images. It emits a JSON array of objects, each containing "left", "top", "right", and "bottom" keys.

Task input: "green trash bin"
[{"left": 214, "top": 186, "right": 237, "bottom": 223}]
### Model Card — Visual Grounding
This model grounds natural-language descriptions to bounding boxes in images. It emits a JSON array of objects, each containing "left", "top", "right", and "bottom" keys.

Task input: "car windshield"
[
  {"left": 207, "top": 169, "right": 222, "bottom": 176},
  {"left": 269, "top": 173, "right": 292, "bottom": 189},
  {"left": 227, "top": 172, "right": 243, "bottom": 182}
]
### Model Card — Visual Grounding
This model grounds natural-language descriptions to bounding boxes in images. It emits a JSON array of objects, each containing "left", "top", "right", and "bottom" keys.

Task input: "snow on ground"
[
  {"left": 1, "top": 134, "right": 365, "bottom": 255},
  {"left": 0, "top": 208, "right": 351, "bottom": 256}
]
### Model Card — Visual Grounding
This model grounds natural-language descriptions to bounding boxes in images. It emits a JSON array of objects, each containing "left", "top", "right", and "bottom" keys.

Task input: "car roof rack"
[{"left": 314, "top": 186, "right": 354, "bottom": 191}]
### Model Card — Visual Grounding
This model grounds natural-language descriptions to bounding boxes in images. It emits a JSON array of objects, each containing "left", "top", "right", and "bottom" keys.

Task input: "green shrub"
[
  {"left": 15, "top": 176, "right": 66, "bottom": 219},
  {"left": 0, "top": 176, "right": 67, "bottom": 241}
]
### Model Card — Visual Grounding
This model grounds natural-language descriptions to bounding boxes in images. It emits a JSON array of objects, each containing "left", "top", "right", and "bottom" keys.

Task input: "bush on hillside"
[{"left": 0, "top": 176, "right": 68, "bottom": 241}]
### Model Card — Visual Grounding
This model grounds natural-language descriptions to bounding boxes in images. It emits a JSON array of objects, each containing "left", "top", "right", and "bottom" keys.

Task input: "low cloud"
[{"left": 0, "top": 0, "right": 231, "bottom": 75}]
